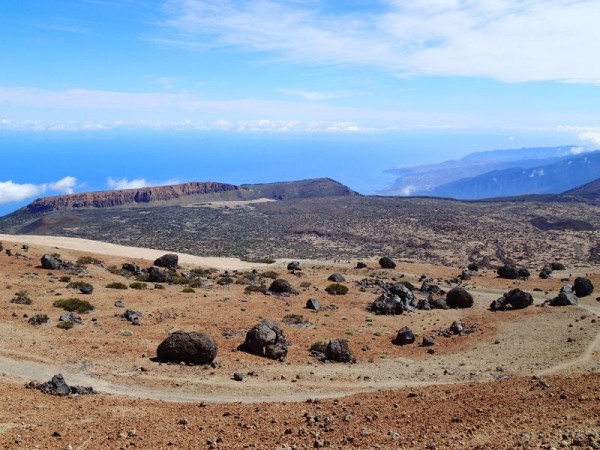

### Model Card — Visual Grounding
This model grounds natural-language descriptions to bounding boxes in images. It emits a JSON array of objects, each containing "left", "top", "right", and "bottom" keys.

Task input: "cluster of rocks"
[
  {"left": 539, "top": 262, "right": 566, "bottom": 279},
  {"left": 26, "top": 374, "right": 96, "bottom": 396},
  {"left": 267, "top": 279, "right": 298, "bottom": 295},
  {"left": 287, "top": 261, "right": 301, "bottom": 271},
  {"left": 368, "top": 282, "right": 416, "bottom": 315},
  {"left": 59, "top": 312, "right": 83, "bottom": 325},
  {"left": 310, "top": 339, "right": 353, "bottom": 363},
  {"left": 497, "top": 264, "right": 530, "bottom": 280},
  {"left": 490, "top": 289, "right": 533, "bottom": 311},
  {"left": 40, "top": 254, "right": 84, "bottom": 273},
  {"left": 437, "top": 320, "right": 476, "bottom": 337},
  {"left": 543, "top": 277, "right": 594, "bottom": 306}
]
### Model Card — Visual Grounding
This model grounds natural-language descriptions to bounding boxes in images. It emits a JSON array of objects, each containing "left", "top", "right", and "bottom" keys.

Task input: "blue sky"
[{"left": 1, "top": 0, "right": 600, "bottom": 211}]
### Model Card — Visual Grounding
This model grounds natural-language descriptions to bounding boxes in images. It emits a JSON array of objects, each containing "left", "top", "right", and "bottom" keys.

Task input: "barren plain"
[{"left": 0, "top": 236, "right": 598, "bottom": 449}]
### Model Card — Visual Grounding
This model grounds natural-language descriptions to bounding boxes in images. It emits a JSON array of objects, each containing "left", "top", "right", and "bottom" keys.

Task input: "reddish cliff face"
[{"left": 25, "top": 182, "right": 239, "bottom": 213}]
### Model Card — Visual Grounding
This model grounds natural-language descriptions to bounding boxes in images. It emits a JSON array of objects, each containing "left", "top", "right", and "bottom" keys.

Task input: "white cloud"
[
  {"left": 107, "top": 177, "right": 181, "bottom": 190},
  {"left": 161, "top": 0, "right": 600, "bottom": 84},
  {"left": 0, "top": 176, "right": 79, "bottom": 204},
  {"left": 279, "top": 89, "right": 354, "bottom": 101},
  {"left": 107, "top": 177, "right": 150, "bottom": 190},
  {"left": 577, "top": 131, "right": 600, "bottom": 148}
]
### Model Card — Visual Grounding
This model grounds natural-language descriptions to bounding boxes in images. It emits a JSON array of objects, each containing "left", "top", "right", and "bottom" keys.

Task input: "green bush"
[
  {"left": 76, "top": 256, "right": 103, "bottom": 266},
  {"left": 188, "top": 279, "right": 203, "bottom": 288},
  {"left": 106, "top": 282, "right": 128, "bottom": 290},
  {"left": 190, "top": 267, "right": 217, "bottom": 276},
  {"left": 171, "top": 276, "right": 190, "bottom": 285},
  {"left": 244, "top": 285, "right": 265, "bottom": 295},
  {"left": 309, "top": 340, "right": 327, "bottom": 353},
  {"left": 300, "top": 281, "right": 312, "bottom": 288},
  {"left": 325, "top": 283, "right": 349, "bottom": 295},
  {"left": 217, "top": 277, "right": 234, "bottom": 285},
  {"left": 182, "top": 287, "right": 195, "bottom": 293},
  {"left": 129, "top": 282, "right": 147, "bottom": 290},
  {"left": 59, "top": 276, "right": 71, "bottom": 283},
  {"left": 57, "top": 321, "right": 74, "bottom": 330},
  {"left": 262, "top": 271, "right": 279, "bottom": 280},
  {"left": 282, "top": 314, "right": 308, "bottom": 325},
  {"left": 11, "top": 290, "right": 32, "bottom": 305},
  {"left": 53, "top": 298, "right": 95, "bottom": 313}
]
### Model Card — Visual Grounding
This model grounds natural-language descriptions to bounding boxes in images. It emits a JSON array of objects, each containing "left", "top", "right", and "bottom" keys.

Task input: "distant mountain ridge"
[
  {"left": 20, "top": 178, "right": 357, "bottom": 214},
  {"left": 427, "top": 151, "right": 600, "bottom": 199},
  {"left": 384, "top": 145, "right": 587, "bottom": 197}
]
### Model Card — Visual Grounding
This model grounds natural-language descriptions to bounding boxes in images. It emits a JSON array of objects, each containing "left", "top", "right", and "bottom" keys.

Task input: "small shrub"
[
  {"left": 244, "top": 285, "right": 265, "bottom": 295},
  {"left": 188, "top": 279, "right": 203, "bottom": 288},
  {"left": 11, "top": 290, "right": 32, "bottom": 305},
  {"left": 282, "top": 314, "right": 308, "bottom": 325},
  {"left": 76, "top": 256, "right": 103, "bottom": 266},
  {"left": 325, "top": 283, "right": 349, "bottom": 295},
  {"left": 262, "top": 270, "right": 279, "bottom": 279},
  {"left": 182, "top": 287, "right": 195, "bottom": 293},
  {"left": 120, "top": 330, "right": 133, "bottom": 336},
  {"left": 129, "top": 282, "right": 147, "bottom": 290},
  {"left": 135, "top": 273, "right": 150, "bottom": 282},
  {"left": 59, "top": 276, "right": 71, "bottom": 283},
  {"left": 309, "top": 340, "right": 327, "bottom": 353},
  {"left": 217, "top": 277, "right": 234, "bottom": 285},
  {"left": 190, "top": 267, "right": 217, "bottom": 276},
  {"left": 300, "top": 281, "right": 312, "bottom": 288},
  {"left": 28, "top": 314, "right": 50, "bottom": 325},
  {"left": 106, "top": 282, "right": 128, "bottom": 290},
  {"left": 171, "top": 276, "right": 190, "bottom": 285},
  {"left": 53, "top": 298, "right": 94, "bottom": 313},
  {"left": 57, "top": 321, "right": 74, "bottom": 330}
]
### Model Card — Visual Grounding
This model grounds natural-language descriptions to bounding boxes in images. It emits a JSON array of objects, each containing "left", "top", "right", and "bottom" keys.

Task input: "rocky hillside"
[
  {"left": 21, "top": 178, "right": 357, "bottom": 214},
  {"left": 25, "top": 182, "right": 240, "bottom": 213}
]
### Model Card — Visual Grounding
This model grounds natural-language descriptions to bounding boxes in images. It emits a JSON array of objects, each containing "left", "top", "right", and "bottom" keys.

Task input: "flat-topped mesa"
[{"left": 25, "top": 182, "right": 239, "bottom": 213}]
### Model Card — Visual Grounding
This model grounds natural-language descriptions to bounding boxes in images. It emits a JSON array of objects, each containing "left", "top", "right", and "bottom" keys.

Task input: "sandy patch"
[{"left": 0, "top": 234, "right": 264, "bottom": 270}]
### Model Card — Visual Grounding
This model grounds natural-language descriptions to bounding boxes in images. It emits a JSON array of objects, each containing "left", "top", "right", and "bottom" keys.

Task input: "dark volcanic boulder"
[
  {"left": 306, "top": 298, "right": 320, "bottom": 311},
  {"left": 268, "top": 278, "right": 296, "bottom": 295},
  {"left": 546, "top": 291, "right": 578, "bottom": 307},
  {"left": 430, "top": 298, "right": 449, "bottom": 309},
  {"left": 148, "top": 266, "right": 172, "bottom": 283},
  {"left": 504, "top": 288, "right": 533, "bottom": 309},
  {"left": 489, "top": 298, "right": 506, "bottom": 311},
  {"left": 41, "top": 254, "right": 62, "bottom": 270},
  {"left": 467, "top": 262, "right": 479, "bottom": 272},
  {"left": 574, "top": 277, "right": 594, "bottom": 297},
  {"left": 28, "top": 374, "right": 95, "bottom": 396},
  {"left": 154, "top": 253, "right": 178, "bottom": 270},
  {"left": 539, "top": 270, "right": 551, "bottom": 279},
  {"left": 287, "top": 261, "right": 301, "bottom": 271},
  {"left": 550, "top": 262, "right": 566, "bottom": 271},
  {"left": 497, "top": 264, "right": 519, "bottom": 280},
  {"left": 356, "top": 262, "right": 367, "bottom": 269},
  {"left": 517, "top": 268, "right": 531, "bottom": 280},
  {"left": 328, "top": 273, "right": 346, "bottom": 282},
  {"left": 326, "top": 339, "right": 352, "bottom": 362},
  {"left": 393, "top": 326, "right": 415, "bottom": 346},
  {"left": 446, "top": 288, "right": 474, "bottom": 309},
  {"left": 157, "top": 331, "right": 217, "bottom": 365},
  {"left": 379, "top": 257, "right": 396, "bottom": 269},
  {"left": 244, "top": 319, "right": 288, "bottom": 360},
  {"left": 122, "top": 263, "right": 141, "bottom": 275},
  {"left": 421, "top": 281, "right": 444, "bottom": 295}
]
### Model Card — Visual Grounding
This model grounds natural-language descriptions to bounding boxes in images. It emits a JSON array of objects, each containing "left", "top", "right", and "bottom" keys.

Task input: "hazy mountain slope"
[
  {"left": 427, "top": 151, "right": 600, "bottom": 199},
  {"left": 384, "top": 146, "right": 582, "bottom": 196}
]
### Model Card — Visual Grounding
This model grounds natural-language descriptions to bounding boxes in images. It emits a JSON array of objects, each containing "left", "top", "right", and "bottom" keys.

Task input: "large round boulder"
[
  {"left": 287, "top": 261, "right": 301, "bottom": 271},
  {"left": 378, "top": 257, "right": 396, "bottom": 269},
  {"left": 244, "top": 319, "right": 288, "bottom": 360},
  {"left": 504, "top": 288, "right": 533, "bottom": 309},
  {"left": 550, "top": 262, "right": 566, "bottom": 271},
  {"left": 356, "top": 262, "right": 367, "bottom": 269},
  {"left": 268, "top": 279, "right": 296, "bottom": 295},
  {"left": 327, "top": 273, "right": 346, "bottom": 282},
  {"left": 393, "top": 326, "right": 415, "bottom": 346},
  {"left": 547, "top": 291, "right": 578, "bottom": 307},
  {"left": 326, "top": 339, "right": 352, "bottom": 362},
  {"left": 446, "top": 287, "right": 474, "bottom": 308},
  {"left": 154, "top": 253, "right": 178, "bottom": 270},
  {"left": 156, "top": 331, "right": 217, "bottom": 365},
  {"left": 497, "top": 264, "right": 519, "bottom": 280},
  {"left": 41, "top": 254, "right": 62, "bottom": 270},
  {"left": 574, "top": 277, "right": 594, "bottom": 297}
]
